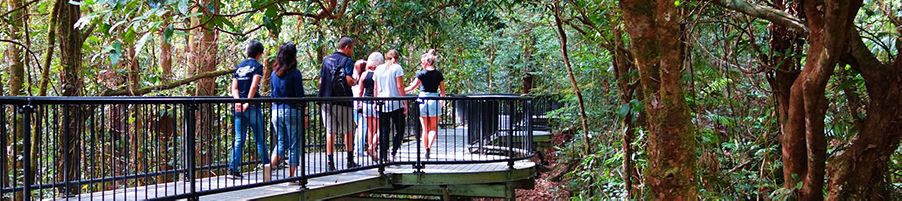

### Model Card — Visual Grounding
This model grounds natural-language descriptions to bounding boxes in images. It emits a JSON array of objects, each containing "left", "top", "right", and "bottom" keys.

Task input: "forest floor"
[{"left": 477, "top": 131, "right": 572, "bottom": 201}]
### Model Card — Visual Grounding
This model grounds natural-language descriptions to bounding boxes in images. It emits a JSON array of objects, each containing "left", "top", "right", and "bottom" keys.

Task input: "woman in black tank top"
[{"left": 358, "top": 53, "right": 383, "bottom": 160}]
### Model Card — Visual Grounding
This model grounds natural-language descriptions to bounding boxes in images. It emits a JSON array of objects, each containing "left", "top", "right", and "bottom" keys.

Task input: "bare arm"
[
  {"left": 405, "top": 78, "right": 421, "bottom": 93},
  {"left": 357, "top": 74, "right": 366, "bottom": 97},
  {"left": 345, "top": 75, "right": 357, "bottom": 86},
  {"left": 248, "top": 75, "right": 262, "bottom": 98},
  {"left": 231, "top": 79, "right": 241, "bottom": 99},
  {"left": 439, "top": 81, "right": 446, "bottom": 97},
  {"left": 396, "top": 76, "right": 407, "bottom": 112}
]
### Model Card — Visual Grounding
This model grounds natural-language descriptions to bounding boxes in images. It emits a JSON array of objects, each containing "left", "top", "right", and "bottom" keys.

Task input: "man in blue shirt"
[
  {"left": 228, "top": 40, "right": 269, "bottom": 179},
  {"left": 318, "top": 36, "right": 359, "bottom": 170}
]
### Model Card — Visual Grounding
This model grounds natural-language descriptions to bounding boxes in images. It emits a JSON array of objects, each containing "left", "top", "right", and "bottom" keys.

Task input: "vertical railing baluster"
[
  {"left": 0, "top": 105, "right": 7, "bottom": 199},
  {"left": 526, "top": 99, "right": 534, "bottom": 155},
  {"left": 184, "top": 104, "right": 198, "bottom": 201},
  {"left": 21, "top": 104, "right": 33, "bottom": 201},
  {"left": 507, "top": 100, "right": 515, "bottom": 170}
]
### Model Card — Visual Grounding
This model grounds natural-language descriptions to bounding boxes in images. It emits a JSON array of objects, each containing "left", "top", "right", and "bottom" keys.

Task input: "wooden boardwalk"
[{"left": 57, "top": 127, "right": 536, "bottom": 201}]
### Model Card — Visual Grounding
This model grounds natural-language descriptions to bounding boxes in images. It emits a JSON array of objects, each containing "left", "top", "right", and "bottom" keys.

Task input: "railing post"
[
  {"left": 506, "top": 100, "right": 515, "bottom": 170},
  {"left": 414, "top": 99, "right": 424, "bottom": 173},
  {"left": 20, "top": 104, "right": 33, "bottom": 201},
  {"left": 526, "top": 99, "right": 534, "bottom": 155},
  {"left": 0, "top": 105, "right": 5, "bottom": 196},
  {"left": 299, "top": 102, "right": 308, "bottom": 190},
  {"left": 184, "top": 104, "right": 198, "bottom": 201}
]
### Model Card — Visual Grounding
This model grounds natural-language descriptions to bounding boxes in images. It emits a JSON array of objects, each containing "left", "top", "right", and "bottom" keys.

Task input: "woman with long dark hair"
[{"left": 269, "top": 42, "right": 304, "bottom": 178}]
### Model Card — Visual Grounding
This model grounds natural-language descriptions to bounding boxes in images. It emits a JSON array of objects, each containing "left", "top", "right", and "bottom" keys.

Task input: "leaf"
[
  {"left": 135, "top": 32, "right": 152, "bottom": 54},
  {"left": 162, "top": 25, "right": 174, "bottom": 43},
  {"left": 178, "top": 0, "right": 189, "bottom": 15},
  {"left": 109, "top": 41, "right": 123, "bottom": 66}
]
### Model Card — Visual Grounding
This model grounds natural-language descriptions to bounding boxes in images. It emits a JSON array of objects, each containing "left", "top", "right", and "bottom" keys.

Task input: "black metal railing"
[{"left": 0, "top": 95, "right": 534, "bottom": 200}]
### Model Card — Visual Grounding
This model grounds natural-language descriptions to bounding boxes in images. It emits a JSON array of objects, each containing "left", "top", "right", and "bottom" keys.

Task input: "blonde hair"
[
  {"left": 421, "top": 53, "right": 436, "bottom": 65},
  {"left": 386, "top": 49, "right": 400, "bottom": 61}
]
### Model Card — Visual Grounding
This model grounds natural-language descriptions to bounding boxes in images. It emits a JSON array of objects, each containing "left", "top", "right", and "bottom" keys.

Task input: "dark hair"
[
  {"left": 337, "top": 36, "right": 354, "bottom": 49},
  {"left": 274, "top": 42, "right": 298, "bottom": 77},
  {"left": 246, "top": 40, "right": 264, "bottom": 58}
]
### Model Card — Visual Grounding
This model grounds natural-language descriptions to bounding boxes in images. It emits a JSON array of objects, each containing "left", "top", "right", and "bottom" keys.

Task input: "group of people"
[{"left": 226, "top": 36, "right": 446, "bottom": 179}]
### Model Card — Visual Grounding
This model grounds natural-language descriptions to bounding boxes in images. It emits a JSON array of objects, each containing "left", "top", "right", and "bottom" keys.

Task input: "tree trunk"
[
  {"left": 6, "top": 0, "right": 24, "bottom": 96},
  {"left": 190, "top": 0, "right": 219, "bottom": 176},
  {"left": 825, "top": 29, "right": 902, "bottom": 201},
  {"left": 762, "top": 0, "right": 805, "bottom": 193},
  {"left": 160, "top": 21, "right": 172, "bottom": 82},
  {"left": 552, "top": 2, "right": 591, "bottom": 155},
  {"left": 611, "top": 25, "right": 639, "bottom": 198},
  {"left": 620, "top": 0, "right": 697, "bottom": 199},
  {"left": 38, "top": 0, "right": 61, "bottom": 96},
  {"left": 521, "top": 28, "right": 534, "bottom": 94},
  {"left": 782, "top": 1, "right": 861, "bottom": 200},
  {"left": 57, "top": 0, "right": 84, "bottom": 196}
]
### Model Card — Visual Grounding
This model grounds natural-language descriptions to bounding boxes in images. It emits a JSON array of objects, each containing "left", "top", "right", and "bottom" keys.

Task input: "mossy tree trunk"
[{"left": 620, "top": 0, "right": 697, "bottom": 199}]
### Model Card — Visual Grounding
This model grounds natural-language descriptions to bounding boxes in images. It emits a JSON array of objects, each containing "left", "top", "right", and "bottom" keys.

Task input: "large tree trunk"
[
  {"left": 781, "top": 1, "right": 861, "bottom": 200},
  {"left": 825, "top": 29, "right": 902, "bottom": 201},
  {"left": 6, "top": 0, "right": 24, "bottom": 96},
  {"left": 620, "top": 0, "right": 696, "bottom": 199},
  {"left": 57, "top": 0, "right": 85, "bottom": 196},
  {"left": 189, "top": 0, "right": 219, "bottom": 176}
]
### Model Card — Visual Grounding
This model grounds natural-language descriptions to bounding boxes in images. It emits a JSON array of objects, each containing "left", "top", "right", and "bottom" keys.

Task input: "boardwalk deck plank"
[{"left": 56, "top": 127, "right": 534, "bottom": 201}]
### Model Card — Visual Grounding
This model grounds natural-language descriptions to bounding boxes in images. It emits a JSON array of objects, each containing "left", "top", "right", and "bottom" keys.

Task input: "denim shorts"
[{"left": 418, "top": 92, "right": 441, "bottom": 117}]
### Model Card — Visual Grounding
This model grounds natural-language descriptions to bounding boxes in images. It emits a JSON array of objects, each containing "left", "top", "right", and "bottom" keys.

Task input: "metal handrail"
[{"left": 0, "top": 94, "right": 536, "bottom": 200}]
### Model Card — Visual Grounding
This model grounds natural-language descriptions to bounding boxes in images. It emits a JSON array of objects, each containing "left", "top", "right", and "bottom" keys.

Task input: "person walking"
[
  {"left": 269, "top": 42, "right": 305, "bottom": 178},
  {"left": 374, "top": 49, "right": 407, "bottom": 162},
  {"left": 405, "top": 50, "right": 446, "bottom": 160},
  {"left": 228, "top": 40, "right": 268, "bottom": 179},
  {"left": 359, "top": 52, "right": 384, "bottom": 161},
  {"left": 318, "top": 36, "right": 359, "bottom": 170}
]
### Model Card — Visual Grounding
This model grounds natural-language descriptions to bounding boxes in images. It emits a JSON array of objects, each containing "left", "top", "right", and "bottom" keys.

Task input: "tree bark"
[
  {"left": 160, "top": 21, "right": 172, "bottom": 81},
  {"left": 783, "top": 1, "right": 862, "bottom": 200},
  {"left": 57, "top": 0, "right": 84, "bottom": 196},
  {"left": 761, "top": 0, "right": 805, "bottom": 193},
  {"left": 553, "top": 2, "right": 591, "bottom": 154},
  {"left": 38, "top": 0, "right": 61, "bottom": 96},
  {"left": 611, "top": 25, "right": 639, "bottom": 199},
  {"left": 6, "top": 0, "right": 24, "bottom": 96},
  {"left": 620, "top": 0, "right": 697, "bottom": 199},
  {"left": 825, "top": 29, "right": 902, "bottom": 201}
]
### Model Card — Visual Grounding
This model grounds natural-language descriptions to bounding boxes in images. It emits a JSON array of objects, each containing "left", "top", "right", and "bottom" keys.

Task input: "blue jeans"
[
  {"left": 230, "top": 106, "right": 269, "bottom": 173},
  {"left": 354, "top": 110, "right": 367, "bottom": 155},
  {"left": 272, "top": 107, "right": 302, "bottom": 166}
]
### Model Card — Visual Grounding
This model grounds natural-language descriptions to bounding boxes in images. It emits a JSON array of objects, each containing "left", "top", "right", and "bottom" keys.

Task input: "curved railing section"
[{"left": 0, "top": 95, "right": 536, "bottom": 200}]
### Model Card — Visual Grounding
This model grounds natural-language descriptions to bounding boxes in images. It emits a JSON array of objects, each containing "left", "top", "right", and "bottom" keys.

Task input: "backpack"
[{"left": 325, "top": 56, "right": 352, "bottom": 97}]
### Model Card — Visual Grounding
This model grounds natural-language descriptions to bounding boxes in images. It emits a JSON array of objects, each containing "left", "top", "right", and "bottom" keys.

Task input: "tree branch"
[
  {"left": 711, "top": 0, "right": 808, "bottom": 34},
  {"left": 101, "top": 69, "right": 233, "bottom": 96}
]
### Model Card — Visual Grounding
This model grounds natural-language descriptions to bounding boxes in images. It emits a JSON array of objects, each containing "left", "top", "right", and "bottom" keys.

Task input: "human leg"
[
  {"left": 248, "top": 107, "right": 269, "bottom": 164},
  {"left": 230, "top": 110, "right": 248, "bottom": 174}
]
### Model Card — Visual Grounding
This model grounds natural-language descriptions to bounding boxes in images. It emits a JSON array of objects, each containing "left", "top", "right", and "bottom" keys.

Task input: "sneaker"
[
  {"left": 327, "top": 161, "right": 336, "bottom": 171},
  {"left": 254, "top": 164, "right": 266, "bottom": 171},
  {"left": 228, "top": 171, "right": 243, "bottom": 180},
  {"left": 347, "top": 160, "right": 360, "bottom": 168}
]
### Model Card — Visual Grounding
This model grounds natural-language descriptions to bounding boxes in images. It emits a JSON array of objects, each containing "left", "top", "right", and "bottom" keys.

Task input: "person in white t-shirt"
[{"left": 373, "top": 49, "right": 407, "bottom": 162}]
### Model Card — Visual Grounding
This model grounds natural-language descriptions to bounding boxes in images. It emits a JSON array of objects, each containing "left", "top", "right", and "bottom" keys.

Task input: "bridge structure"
[{"left": 0, "top": 95, "right": 558, "bottom": 200}]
